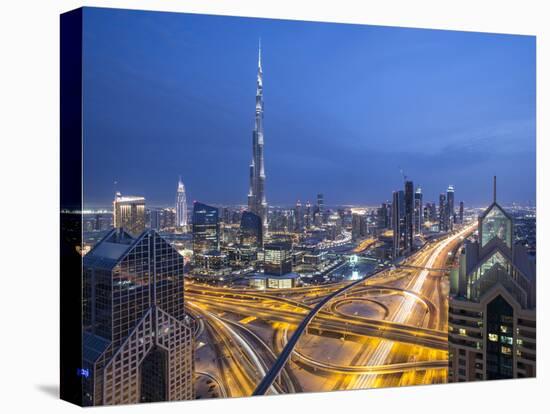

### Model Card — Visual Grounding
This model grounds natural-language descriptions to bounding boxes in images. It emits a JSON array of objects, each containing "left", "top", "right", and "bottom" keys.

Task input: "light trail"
[{"left": 352, "top": 225, "right": 474, "bottom": 389}]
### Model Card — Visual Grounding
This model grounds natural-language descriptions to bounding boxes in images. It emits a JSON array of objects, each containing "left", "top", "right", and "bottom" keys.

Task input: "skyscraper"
[
  {"left": 240, "top": 211, "right": 263, "bottom": 248},
  {"left": 459, "top": 201, "right": 464, "bottom": 224},
  {"left": 447, "top": 184, "right": 455, "bottom": 229},
  {"left": 175, "top": 177, "right": 187, "bottom": 230},
  {"left": 248, "top": 41, "right": 267, "bottom": 235},
  {"left": 295, "top": 200, "right": 303, "bottom": 232},
  {"left": 113, "top": 192, "right": 145, "bottom": 236},
  {"left": 404, "top": 180, "right": 414, "bottom": 251},
  {"left": 392, "top": 190, "right": 406, "bottom": 258},
  {"left": 192, "top": 202, "right": 220, "bottom": 255},
  {"left": 82, "top": 228, "right": 194, "bottom": 405},
  {"left": 352, "top": 212, "right": 368, "bottom": 241},
  {"left": 449, "top": 177, "right": 536, "bottom": 381},
  {"left": 305, "top": 201, "right": 312, "bottom": 229},
  {"left": 439, "top": 193, "right": 448, "bottom": 232},
  {"left": 414, "top": 186, "right": 423, "bottom": 234}
]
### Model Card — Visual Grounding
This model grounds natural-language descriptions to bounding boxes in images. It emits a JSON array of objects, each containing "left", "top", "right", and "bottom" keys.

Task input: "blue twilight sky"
[{"left": 82, "top": 7, "right": 536, "bottom": 208}]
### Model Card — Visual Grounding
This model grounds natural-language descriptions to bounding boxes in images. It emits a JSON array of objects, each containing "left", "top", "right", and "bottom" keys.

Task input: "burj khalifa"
[{"left": 248, "top": 41, "right": 268, "bottom": 235}]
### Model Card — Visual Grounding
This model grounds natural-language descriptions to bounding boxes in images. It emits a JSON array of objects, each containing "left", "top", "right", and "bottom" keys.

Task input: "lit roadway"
[{"left": 187, "top": 223, "right": 476, "bottom": 396}]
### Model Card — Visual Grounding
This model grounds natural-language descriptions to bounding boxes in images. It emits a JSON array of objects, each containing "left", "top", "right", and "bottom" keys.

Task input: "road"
[{"left": 186, "top": 223, "right": 475, "bottom": 396}]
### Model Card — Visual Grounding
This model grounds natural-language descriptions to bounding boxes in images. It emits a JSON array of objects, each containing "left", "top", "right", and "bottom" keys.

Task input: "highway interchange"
[{"left": 188, "top": 224, "right": 475, "bottom": 397}]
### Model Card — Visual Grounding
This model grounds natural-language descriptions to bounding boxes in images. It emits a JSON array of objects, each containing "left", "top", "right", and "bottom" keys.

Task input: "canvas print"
[{"left": 60, "top": 6, "right": 536, "bottom": 406}]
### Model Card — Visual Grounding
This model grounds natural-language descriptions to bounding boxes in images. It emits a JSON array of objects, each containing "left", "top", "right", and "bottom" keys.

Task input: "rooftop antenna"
[{"left": 493, "top": 175, "right": 497, "bottom": 203}]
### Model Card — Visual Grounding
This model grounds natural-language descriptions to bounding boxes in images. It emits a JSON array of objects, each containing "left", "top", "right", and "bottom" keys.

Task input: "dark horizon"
[{"left": 82, "top": 8, "right": 536, "bottom": 208}]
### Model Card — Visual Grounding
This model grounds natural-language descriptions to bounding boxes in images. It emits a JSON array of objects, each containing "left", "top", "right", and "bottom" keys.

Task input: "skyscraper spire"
[
  {"left": 248, "top": 40, "right": 268, "bottom": 236},
  {"left": 258, "top": 38, "right": 262, "bottom": 69}
]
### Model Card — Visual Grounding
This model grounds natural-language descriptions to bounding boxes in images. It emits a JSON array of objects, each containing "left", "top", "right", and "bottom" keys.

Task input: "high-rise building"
[
  {"left": 404, "top": 180, "right": 414, "bottom": 250},
  {"left": 447, "top": 184, "right": 455, "bottom": 229},
  {"left": 304, "top": 201, "right": 312, "bottom": 229},
  {"left": 377, "top": 203, "right": 390, "bottom": 229},
  {"left": 449, "top": 177, "right": 536, "bottom": 382},
  {"left": 175, "top": 177, "right": 187, "bottom": 230},
  {"left": 294, "top": 200, "right": 303, "bottom": 232},
  {"left": 264, "top": 241, "right": 292, "bottom": 276},
  {"left": 429, "top": 202, "right": 438, "bottom": 222},
  {"left": 459, "top": 201, "right": 464, "bottom": 224},
  {"left": 439, "top": 193, "right": 448, "bottom": 232},
  {"left": 82, "top": 228, "right": 194, "bottom": 405},
  {"left": 247, "top": 41, "right": 268, "bottom": 235},
  {"left": 352, "top": 212, "right": 368, "bottom": 240},
  {"left": 317, "top": 193, "right": 324, "bottom": 215},
  {"left": 414, "top": 186, "right": 423, "bottom": 234},
  {"left": 392, "top": 190, "right": 406, "bottom": 258},
  {"left": 240, "top": 211, "right": 263, "bottom": 248},
  {"left": 192, "top": 202, "right": 220, "bottom": 255},
  {"left": 113, "top": 192, "right": 145, "bottom": 236}
]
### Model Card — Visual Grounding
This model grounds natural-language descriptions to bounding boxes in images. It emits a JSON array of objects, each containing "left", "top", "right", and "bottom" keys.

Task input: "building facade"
[
  {"left": 192, "top": 201, "right": 220, "bottom": 255},
  {"left": 113, "top": 192, "right": 146, "bottom": 236},
  {"left": 448, "top": 178, "right": 536, "bottom": 382},
  {"left": 264, "top": 241, "right": 293, "bottom": 276},
  {"left": 82, "top": 228, "right": 194, "bottom": 405},
  {"left": 240, "top": 210, "right": 263, "bottom": 248}
]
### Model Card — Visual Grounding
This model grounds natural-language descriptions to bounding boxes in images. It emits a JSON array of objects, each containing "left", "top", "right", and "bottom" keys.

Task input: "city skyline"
[
  {"left": 82, "top": 8, "right": 535, "bottom": 207},
  {"left": 62, "top": 7, "right": 537, "bottom": 406}
]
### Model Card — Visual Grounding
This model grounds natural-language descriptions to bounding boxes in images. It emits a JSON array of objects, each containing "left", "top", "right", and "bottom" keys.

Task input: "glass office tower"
[
  {"left": 192, "top": 202, "right": 220, "bottom": 255},
  {"left": 82, "top": 228, "right": 194, "bottom": 405}
]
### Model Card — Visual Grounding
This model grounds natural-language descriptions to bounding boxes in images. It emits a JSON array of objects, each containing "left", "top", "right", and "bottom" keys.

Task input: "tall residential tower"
[{"left": 248, "top": 41, "right": 268, "bottom": 235}]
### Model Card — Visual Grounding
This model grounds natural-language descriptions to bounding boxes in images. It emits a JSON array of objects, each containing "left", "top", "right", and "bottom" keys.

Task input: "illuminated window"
[
  {"left": 500, "top": 325, "right": 508, "bottom": 334},
  {"left": 488, "top": 333, "right": 498, "bottom": 342},
  {"left": 459, "top": 328, "right": 467, "bottom": 336},
  {"left": 501, "top": 346, "right": 512, "bottom": 355},
  {"left": 517, "top": 338, "right": 523, "bottom": 346},
  {"left": 500, "top": 336, "right": 513, "bottom": 345}
]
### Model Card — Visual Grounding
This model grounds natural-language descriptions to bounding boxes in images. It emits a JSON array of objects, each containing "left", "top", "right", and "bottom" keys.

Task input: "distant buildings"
[
  {"left": 247, "top": 42, "right": 268, "bottom": 235},
  {"left": 449, "top": 177, "right": 536, "bottom": 382},
  {"left": 149, "top": 207, "right": 176, "bottom": 231},
  {"left": 175, "top": 177, "right": 188, "bottom": 231},
  {"left": 459, "top": 201, "right": 464, "bottom": 224},
  {"left": 113, "top": 192, "right": 145, "bottom": 236},
  {"left": 192, "top": 202, "right": 220, "bottom": 255},
  {"left": 82, "top": 228, "right": 194, "bottom": 405}
]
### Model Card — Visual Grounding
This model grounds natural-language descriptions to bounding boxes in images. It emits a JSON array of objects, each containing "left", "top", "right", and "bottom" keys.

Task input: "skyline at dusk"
[
  {"left": 62, "top": 7, "right": 537, "bottom": 406},
  {"left": 82, "top": 7, "right": 535, "bottom": 207}
]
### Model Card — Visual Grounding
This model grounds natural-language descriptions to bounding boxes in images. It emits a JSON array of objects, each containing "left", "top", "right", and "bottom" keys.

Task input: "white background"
[{"left": 0, "top": 0, "right": 548, "bottom": 412}]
